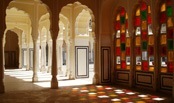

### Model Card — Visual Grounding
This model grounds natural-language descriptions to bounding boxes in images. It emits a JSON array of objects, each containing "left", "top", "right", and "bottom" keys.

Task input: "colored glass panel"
[
  {"left": 141, "top": 2, "right": 147, "bottom": 10},
  {"left": 116, "top": 47, "right": 121, "bottom": 55},
  {"left": 161, "top": 68, "right": 167, "bottom": 73},
  {"left": 168, "top": 51, "right": 174, "bottom": 62},
  {"left": 161, "top": 3, "right": 166, "bottom": 12},
  {"left": 142, "top": 61, "right": 148, "bottom": 71},
  {"left": 160, "top": 12, "right": 166, "bottom": 23},
  {"left": 116, "top": 39, "right": 120, "bottom": 46},
  {"left": 167, "top": 29, "right": 173, "bottom": 39},
  {"left": 116, "top": 14, "right": 120, "bottom": 21},
  {"left": 142, "top": 42, "right": 148, "bottom": 50},
  {"left": 121, "top": 25, "right": 126, "bottom": 33},
  {"left": 141, "top": 11, "right": 147, "bottom": 20},
  {"left": 115, "top": 21, "right": 121, "bottom": 30},
  {"left": 168, "top": 62, "right": 174, "bottom": 72},
  {"left": 136, "top": 37, "right": 141, "bottom": 46},
  {"left": 142, "top": 51, "right": 148, "bottom": 60},
  {"left": 136, "top": 8, "right": 140, "bottom": 16},
  {"left": 142, "top": 31, "right": 148, "bottom": 40},
  {"left": 135, "top": 17, "right": 141, "bottom": 26},
  {"left": 121, "top": 33, "right": 126, "bottom": 42},
  {"left": 120, "top": 7, "right": 125, "bottom": 16},
  {"left": 167, "top": 17, "right": 173, "bottom": 27},
  {"left": 148, "top": 46, "right": 154, "bottom": 55},
  {"left": 148, "top": 36, "right": 154, "bottom": 45},
  {"left": 161, "top": 46, "right": 167, "bottom": 56},
  {"left": 126, "top": 47, "right": 130, "bottom": 55},
  {"left": 120, "top": 16, "right": 125, "bottom": 24},
  {"left": 121, "top": 52, "right": 125, "bottom": 60},
  {"left": 147, "top": 15, "right": 152, "bottom": 24},
  {"left": 167, "top": 6, "right": 172, "bottom": 16},
  {"left": 121, "top": 61, "right": 126, "bottom": 69},
  {"left": 126, "top": 38, "right": 130, "bottom": 47},
  {"left": 135, "top": 47, "right": 141, "bottom": 55},
  {"left": 148, "top": 6, "right": 151, "bottom": 13},
  {"left": 136, "top": 66, "right": 141, "bottom": 70},
  {"left": 121, "top": 43, "right": 126, "bottom": 51},
  {"left": 168, "top": 40, "right": 174, "bottom": 50},
  {"left": 160, "top": 23, "right": 167, "bottom": 33},
  {"left": 142, "top": 21, "right": 147, "bottom": 30},
  {"left": 160, "top": 35, "right": 167, "bottom": 44}
]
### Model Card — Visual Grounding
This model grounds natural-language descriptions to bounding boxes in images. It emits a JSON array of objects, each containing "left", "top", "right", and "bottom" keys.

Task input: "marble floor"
[{"left": 0, "top": 69, "right": 173, "bottom": 103}]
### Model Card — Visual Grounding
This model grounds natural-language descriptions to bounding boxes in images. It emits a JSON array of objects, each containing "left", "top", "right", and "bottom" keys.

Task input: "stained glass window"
[
  {"left": 160, "top": 0, "right": 174, "bottom": 73},
  {"left": 115, "top": 7, "right": 130, "bottom": 70},
  {"left": 134, "top": 2, "right": 154, "bottom": 71}
]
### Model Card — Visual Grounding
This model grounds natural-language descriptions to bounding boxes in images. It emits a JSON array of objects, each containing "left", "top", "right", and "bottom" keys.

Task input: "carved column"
[
  {"left": 92, "top": 37, "right": 99, "bottom": 84},
  {"left": 32, "top": 39, "right": 39, "bottom": 82},
  {"left": 41, "top": 43, "right": 46, "bottom": 72},
  {"left": 69, "top": 39, "right": 75, "bottom": 79},
  {"left": 51, "top": 38, "right": 58, "bottom": 89},
  {"left": 47, "top": 41, "right": 52, "bottom": 73}
]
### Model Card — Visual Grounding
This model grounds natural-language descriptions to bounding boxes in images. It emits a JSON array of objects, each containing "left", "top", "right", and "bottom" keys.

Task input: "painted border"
[
  {"left": 75, "top": 46, "right": 89, "bottom": 78},
  {"left": 101, "top": 46, "right": 111, "bottom": 83}
]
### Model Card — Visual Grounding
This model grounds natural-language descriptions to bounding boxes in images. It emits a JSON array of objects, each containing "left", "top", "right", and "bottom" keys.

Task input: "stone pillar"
[
  {"left": 92, "top": 37, "right": 99, "bottom": 84},
  {"left": 18, "top": 44, "right": 22, "bottom": 69},
  {"left": 58, "top": 42, "right": 63, "bottom": 75},
  {"left": 47, "top": 41, "right": 52, "bottom": 73},
  {"left": 0, "top": 37, "right": 4, "bottom": 93},
  {"left": 41, "top": 43, "right": 46, "bottom": 72},
  {"left": 32, "top": 39, "right": 39, "bottom": 82},
  {"left": 26, "top": 46, "right": 30, "bottom": 71},
  {"left": 69, "top": 39, "right": 75, "bottom": 79},
  {"left": 65, "top": 42, "right": 70, "bottom": 77},
  {"left": 51, "top": 38, "right": 58, "bottom": 89}
]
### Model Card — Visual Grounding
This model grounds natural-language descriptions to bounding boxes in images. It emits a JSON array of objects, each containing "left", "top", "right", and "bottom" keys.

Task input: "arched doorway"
[
  {"left": 4, "top": 30, "right": 19, "bottom": 69},
  {"left": 59, "top": 2, "right": 95, "bottom": 82}
]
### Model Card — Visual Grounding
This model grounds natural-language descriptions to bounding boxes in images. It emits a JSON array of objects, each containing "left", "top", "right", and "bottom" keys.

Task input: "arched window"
[
  {"left": 115, "top": 7, "right": 130, "bottom": 70},
  {"left": 159, "top": 0, "right": 174, "bottom": 73},
  {"left": 134, "top": 2, "right": 154, "bottom": 71}
]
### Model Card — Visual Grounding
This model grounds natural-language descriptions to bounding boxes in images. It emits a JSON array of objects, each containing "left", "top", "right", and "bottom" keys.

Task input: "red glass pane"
[
  {"left": 168, "top": 62, "right": 174, "bottom": 72},
  {"left": 115, "top": 21, "right": 121, "bottom": 30},
  {"left": 167, "top": 0, "right": 172, "bottom": 5},
  {"left": 167, "top": 29, "right": 173, "bottom": 39},
  {"left": 161, "top": 46, "right": 167, "bottom": 56},
  {"left": 121, "top": 33, "right": 126, "bottom": 42},
  {"left": 120, "top": 7, "right": 125, "bottom": 16},
  {"left": 148, "top": 46, "right": 154, "bottom": 55},
  {"left": 160, "top": 12, "right": 166, "bottom": 23},
  {"left": 142, "top": 31, "right": 148, "bottom": 40},
  {"left": 126, "top": 20, "right": 128, "bottom": 28},
  {"left": 141, "top": 2, "right": 147, "bottom": 11},
  {"left": 135, "top": 47, "right": 141, "bottom": 55},
  {"left": 126, "top": 47, "right": 130, "bottom": 55},
  {"left": 147, "top": 15, "right": 152, "bottom": 24},
  {"left": 121, "top": 61, "right": 126, "bottom": 69},
  {"left": 116, "top": 47, "right": 121, "bottom": 55},
  {"left": 142, "top": 61, "right": 148, "bottom": 71},
  {"left": 135, "top": 17, "right": 141, "bottom": 26}
]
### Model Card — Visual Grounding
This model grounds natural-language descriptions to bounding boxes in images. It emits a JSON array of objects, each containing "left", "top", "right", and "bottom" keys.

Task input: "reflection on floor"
[{"left": 0, "top": 69, "right": 172, "bottom": 103}]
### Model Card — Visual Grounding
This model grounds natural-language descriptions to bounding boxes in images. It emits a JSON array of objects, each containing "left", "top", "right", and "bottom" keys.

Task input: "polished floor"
[{"left": 0, "top": 69, "right": 173, "bottom": 103}]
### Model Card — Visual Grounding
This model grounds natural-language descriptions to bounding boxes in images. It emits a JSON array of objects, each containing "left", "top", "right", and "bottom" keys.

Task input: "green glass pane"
[
  {"left": 168, "top": 40, "right": 174, "bottom": 50},
  {"left": 167, "top": 6, "right": 173, "bottom": 17},
  {"left": 120, "top": 16, "right": 125, "bottom": 24},
  {"left": 121, "top": 43, "right": 126, "bottom": 51},
  {"left": 141, "top": 11, "right": 147, "bottom": 20},
  {"left": 142, "top": 41, "right": 147, "bottom": 50}
]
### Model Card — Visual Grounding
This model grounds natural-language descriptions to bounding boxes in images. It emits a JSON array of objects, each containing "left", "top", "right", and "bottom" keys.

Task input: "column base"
[
  {"left": 69, "top": 74, "right": 75, "bottom": 80},
  {"left": 51, "top": 77, "right": 58, "bottom": 89},
  {"left": 0, "top": 81, "right": 5, "bottom": 93},
  {"left": 32, "top": 76, "right": 38, "bottom": 82},
  {"left": 93, "top": 74, "right": 99, "bottom": 85}
]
